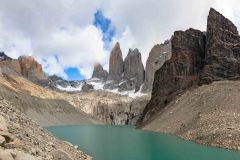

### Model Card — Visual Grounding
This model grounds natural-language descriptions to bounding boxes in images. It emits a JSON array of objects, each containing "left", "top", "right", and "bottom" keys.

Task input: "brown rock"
[
  {"left": 201, "top": 8, "right": 240, "bottom": 83},
  {"left": 18, "top": 56, "right": 47, "bottom": 81},
  {"left": 141, "top": 28, "right": 205, "bottom": 122},
  {"left": 108, "top": 42, "right": 124, "bottom": 81},
  {"left": 0, "top": 149, "right": 15, "bottom": 160},
  {"left": 142, "top": 41, "right": 172, "bottom": 93}
]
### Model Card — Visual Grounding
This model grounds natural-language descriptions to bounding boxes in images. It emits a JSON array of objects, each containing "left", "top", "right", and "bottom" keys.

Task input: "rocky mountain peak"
[
  {"left": 208, "top": 8, "right": 238, "bottom": 35},
  {"left": 108, "top": 42, "right": 124, "bottom": 81},
  {"left": 0, "top": 52, "right": 12, "bottom": 61},
  {"left": 201, "top": 7, "right": 240, "bottom": 83},
  {"left": 92, "top": 63, "right": 108, "bottom": 80},
  {"left": 123, "top": 48, "right": 144, "bottom": 87}
]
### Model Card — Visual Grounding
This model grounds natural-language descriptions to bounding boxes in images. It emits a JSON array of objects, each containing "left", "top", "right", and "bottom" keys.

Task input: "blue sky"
[
  {"left": 1, "top": 0, "right": 239, "bottom": 81},
  {"left": 65, "top": 10, "right": 115, "bottom": 80}
]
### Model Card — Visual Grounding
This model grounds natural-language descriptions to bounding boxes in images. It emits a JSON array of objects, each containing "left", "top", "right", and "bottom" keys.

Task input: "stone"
[
  {"left": 201, "top": 8, "right": 240, "bottom": 83},
  {"left": 14, "top": 150, "right": 38, "bottom": 160},
  {"left": 123, "top": 49, "right": 145, "bottom": 88},
  {"left": 92, "top": 63, "right": 108, "bottom": 80},
  {"left": 0, "top": 136, "right": 5, "bottom": 146},
  {"left": 142, "top": 41, "right": 172, "bottom": 93},
  {"left": 0, "top": 149, "right": 16, "bottom": 160},
  {"left": 141, "top": 28, "right": 205, "bottom": 122},
  {"left": 0, "top": 116, "right": 8, "bottom": 132},
  {"left": 81, "top": 82, "right": 94, "bottom": 92},
  {"left": 108, "top": 42, "right": 124, "bottom": 81},
  {"left": 50, "top": 149, "right": 73, "bottom": 160},
  {"left": 18, "top": 56, "right": 47, "bottom": 82}
]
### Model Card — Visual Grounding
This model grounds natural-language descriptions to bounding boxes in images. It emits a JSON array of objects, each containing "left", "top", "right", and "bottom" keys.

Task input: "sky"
[{"left": 0, "top": 0, "right": 239, "bottom": 80}]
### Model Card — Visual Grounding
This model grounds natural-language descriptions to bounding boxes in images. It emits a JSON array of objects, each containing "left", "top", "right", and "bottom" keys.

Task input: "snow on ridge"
[{"left": 56, "top": 80, "right": 147, "bottom": 98}]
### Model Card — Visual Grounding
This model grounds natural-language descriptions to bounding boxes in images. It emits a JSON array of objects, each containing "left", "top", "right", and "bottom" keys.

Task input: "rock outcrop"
[
  {"left": 140, "top": 8, "right": 240, "bottom": 124},
  {"left": 141, "top": 28, "right": 206, "bottom": 122},
  {"left": 18, "top": 56, "right": 47, "bottom": 82},
  {"left": 108, "top": 42, "right": 124, "bottom": 81},
  {"left": 123, "top": 49, "right": 145, "bottom": 87},
  {"left": 201, "top": 8, "right": 240, "bottom": 83},
  {"left": 0, "top": 52, "right": 12, "bottom": 61},
  {"left": 65, "top": 91, "right": 150, "bottom": 125},
  {"left": 142, "top": 41, "right": 172, "bottom": 93},
  {"left": 91, "top": 63, "right": 108, "bottom": 80}
]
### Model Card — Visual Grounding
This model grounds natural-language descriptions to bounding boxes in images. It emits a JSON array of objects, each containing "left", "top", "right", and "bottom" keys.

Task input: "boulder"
[
  {"left": 201, "top": 8, "right": 240, "bottom": 83},
  {"left": 108, "top": 42, "right": 124, "bottom": 81},
  {"left": 0, "top": 116, "right": 8, "bottom": 132},
  {"left": 0, "top": 149, "right": 15, "bottom": 160},
  {"left": 142, "top": 41, "right": 172, "bottom": 93},
  {"left": 123, "top": 49, "right": 145, "bottom": 88},
  {"left": 92, "top": 63, "right": 108, "bottom": 80},
  {"left": 50, "top": 149, "right": 73, "bottom": 160}
]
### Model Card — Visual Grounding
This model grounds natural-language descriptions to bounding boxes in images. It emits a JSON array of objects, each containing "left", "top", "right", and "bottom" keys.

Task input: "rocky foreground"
[{"left": 0, "top": 98, "right": 91, "bottom": 160}]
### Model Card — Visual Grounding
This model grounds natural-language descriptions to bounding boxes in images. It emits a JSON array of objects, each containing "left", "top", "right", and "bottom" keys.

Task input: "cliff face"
[
  {"left": 123, "top": 49, "right": 145, "bottom": 87},
  {"left": 0, "top": 55, "right": 47, "bottom": 82},
  {"left": 65, "top": 91, "right": 150, "bottom": 125},
  {"left": 18, "top": 56, "right": 47, "bottom": 81},
  {"left": 108, "top": 42, "right": 124, "bottom": 81},
  {"left": 140, "top": 8, "right": 240, "bottom": 124},
  {"left": 201, "top": 8, "right": 240, "bottom": 83},
  {"left": 142, "top": 28, "right": 206, "bottom": 121},
  {"left": 142, "top": 41, "right": 172, "bottom": 93}
]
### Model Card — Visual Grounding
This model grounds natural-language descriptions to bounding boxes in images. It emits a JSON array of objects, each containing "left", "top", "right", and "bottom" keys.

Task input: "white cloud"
[{"left": 0, "top": 0, "right": 239, "bottom": 79}]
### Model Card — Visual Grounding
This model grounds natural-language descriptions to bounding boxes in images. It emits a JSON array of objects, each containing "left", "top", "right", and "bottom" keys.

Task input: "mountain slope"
[{"left": 143, "top": 80, "right": 240, "bottom": 150}]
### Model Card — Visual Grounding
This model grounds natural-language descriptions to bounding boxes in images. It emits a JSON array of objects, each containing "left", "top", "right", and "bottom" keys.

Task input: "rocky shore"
[{"left": 0, "top": 98, "right": 91, "bottom": 160}]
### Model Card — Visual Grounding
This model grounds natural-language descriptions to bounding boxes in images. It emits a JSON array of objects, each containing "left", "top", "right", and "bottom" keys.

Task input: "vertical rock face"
[
  {"left": 108, "top": 42, "right": 124, "bottom": 81},
  {"left": 92, "top": 63, "right": 108, "bottom": 80},
  {"left": 123, "top": 48, "right": 145, "bottom": 87},
  {"left": 201, "top": 8, "right": 240, "bottom": 83},
  {"left": 141, "top": 28, "right": 205, "bottom": 122},
  {"left": 18, "top": 56, "right": 47, "bottom": 81},
  {"left": 142, "top": 41, "right": 172, "bottom": 93}
]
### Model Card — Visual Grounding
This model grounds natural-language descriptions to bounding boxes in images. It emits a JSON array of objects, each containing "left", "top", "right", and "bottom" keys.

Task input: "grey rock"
[
  {"left": 0, "top": 52, "right": 12, "bottom": 61},
  {"left": 142, "top": 41, "right": 172, "bottom": 93},
  {"left": 123, "top": 49, "right": 145, "bottom": 88},
  {"left": 92, "top": 63, "right": 108, "bottom": 80},
  {"left": 108, "top": 42, "right": 124, "bottom": 81}
]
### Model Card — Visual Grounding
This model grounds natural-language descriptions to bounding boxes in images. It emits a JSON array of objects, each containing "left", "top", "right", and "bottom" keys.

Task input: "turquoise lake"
[{"left": 47, "top": 125, "right": 240, "bottom": 160}]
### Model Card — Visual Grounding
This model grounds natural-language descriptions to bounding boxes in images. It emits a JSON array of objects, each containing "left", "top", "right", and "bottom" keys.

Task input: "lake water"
[{"left": 47, "top": 125, "right": 240, "bottom": 160}]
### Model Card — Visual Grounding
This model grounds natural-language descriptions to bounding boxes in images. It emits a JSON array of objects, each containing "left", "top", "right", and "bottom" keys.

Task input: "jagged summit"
[
  {"left": 108, "top": 42, "right": 124, "bottom": 81},
  {"left": 140, "top": 7, "right": 240, "bottom": 122},
  {"left": 92, "top": 63, "right": 108, "bottom": 80},
  {"left": 124, "top": 48, "right": 144, "bottom": 87},
  {"left": 0, "top": 52, "right": 12, "bottom": 61}
]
